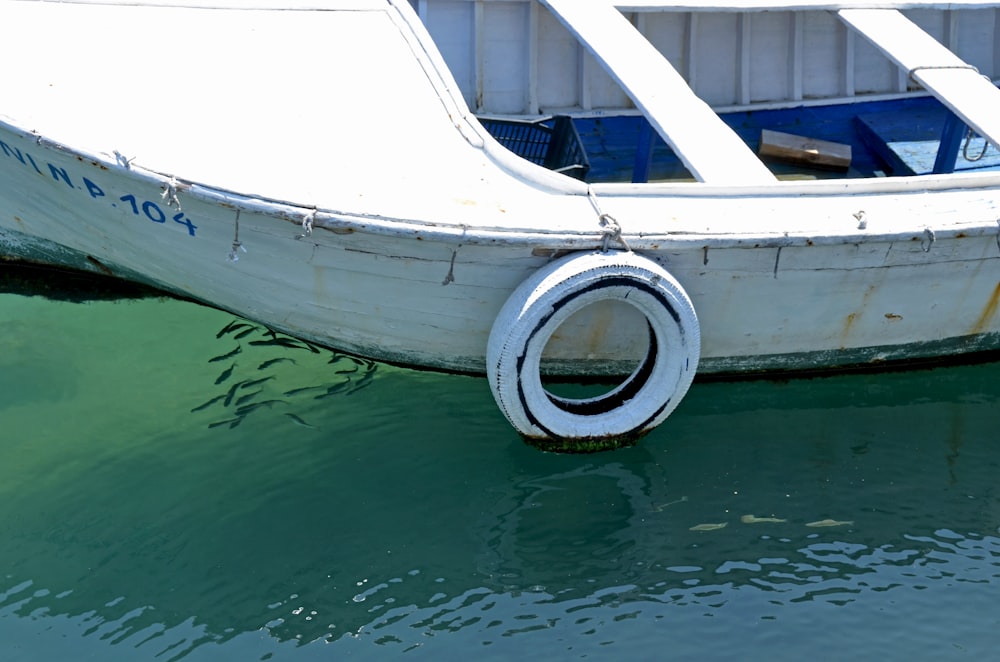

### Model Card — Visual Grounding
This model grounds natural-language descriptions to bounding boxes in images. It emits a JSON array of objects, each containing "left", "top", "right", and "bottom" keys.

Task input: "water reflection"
[{"left": 1, "top": 268, "right": 999, "bottom": 659}]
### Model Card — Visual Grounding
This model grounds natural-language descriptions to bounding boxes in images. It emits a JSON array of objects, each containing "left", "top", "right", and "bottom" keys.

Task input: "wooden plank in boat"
[
  {"left": 758, "top": 129, "right": 851, "bottom": 171},
  {"left": 540, "top": 0, "right": 776, "bottom": 185},
  {"left": 837, "top": 8, "right": 1000, "bottom": 151}
]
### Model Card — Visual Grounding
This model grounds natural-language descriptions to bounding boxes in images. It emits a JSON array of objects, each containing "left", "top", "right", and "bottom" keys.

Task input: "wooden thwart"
[
  {"left": 758, "top": 129, "right": 851, "bottom": 171},
  {"left": 540, "top": 0, "right": 776, "bottom": 185},
  {"left": 837, "top": 8, "right": 1000, "bottom": 151}
]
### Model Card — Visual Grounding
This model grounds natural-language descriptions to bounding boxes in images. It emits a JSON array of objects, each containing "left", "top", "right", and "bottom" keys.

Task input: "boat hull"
[{"left": 3, "top": 122, "right": 1000, "bottom": 378}]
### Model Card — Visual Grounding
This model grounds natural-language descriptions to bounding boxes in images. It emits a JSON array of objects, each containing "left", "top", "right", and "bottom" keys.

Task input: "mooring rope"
[
  {"left": 162, "top": 177, "right": 181, "bottom": 210},
  {"left": 297, "top": 209, "right": 316, "bottom": 240},
  {"left": 228, "top": 210, "right": 246, "bottom": 262},
  {"left": 587, "top": 187, "right": 631, "bottom": 253}
]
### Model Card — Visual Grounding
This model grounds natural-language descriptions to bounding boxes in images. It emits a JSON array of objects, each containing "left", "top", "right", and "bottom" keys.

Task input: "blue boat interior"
[{"left": 479, "top": 95, "right": 1000, "bottom": 183}]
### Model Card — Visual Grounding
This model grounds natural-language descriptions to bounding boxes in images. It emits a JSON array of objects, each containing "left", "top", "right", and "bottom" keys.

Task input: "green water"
[{"left": 1, "top": 269, "right": 999, "bottom": 660}]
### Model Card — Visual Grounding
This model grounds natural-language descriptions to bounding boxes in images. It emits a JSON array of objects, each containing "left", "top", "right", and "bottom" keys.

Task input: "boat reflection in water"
[{"left": 0, "top": 276, "right": 998, "bottom": 659}]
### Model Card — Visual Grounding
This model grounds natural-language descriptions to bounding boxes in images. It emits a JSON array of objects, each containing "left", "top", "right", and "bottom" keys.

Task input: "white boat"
[{"left": 2, "top": 0, "right": 1000, "bottom": 451}]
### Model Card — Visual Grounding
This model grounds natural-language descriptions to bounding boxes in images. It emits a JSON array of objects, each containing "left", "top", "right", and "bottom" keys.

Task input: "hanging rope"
[
  {"left": 296, "top": 209, "right": 316, "bottom": 240},
  {"left": 921, "top": 227, "right": 936, "bottom": 253},
  {"left": 907, "top": 64, "right": 980, "bottom": 83},
  {"left": 587, "top": 187, "right": 631, "bottom": 253},
  {"left": 113, "top": 150, "right": 134, "bottom": 169},
  {"left": 228, "top": 210, "right": 247, "bottom": 262},
  {"left": 162, "top": 177, "right": 181, "bottom": 210}
]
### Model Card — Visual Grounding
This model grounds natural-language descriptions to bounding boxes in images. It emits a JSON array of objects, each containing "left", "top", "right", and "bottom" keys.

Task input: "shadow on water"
[
  {"left": 0, "top": 261, "right": 163, "bottom": 303},
  {"left": 0, "top": 265, "right": 999, "bottom": 660}
]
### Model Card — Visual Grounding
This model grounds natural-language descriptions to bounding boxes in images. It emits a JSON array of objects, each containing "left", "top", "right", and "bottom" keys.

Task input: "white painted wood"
[
  {"left": 475, "top": 1, "right": 484, "bottom": 111},
  {"left": 419, "top": 0, "right": 477, "bottom": 110},
  {"left": 618, "top": 1, "right": 1000, "bottom": 10},
  {"left": 528, "top": 0, "right": 539, "bottom": 114},
  {"left": 687, "top": 13, "right": 700, "bottom": 92},
  {"left": 738, "top": 14, "right": 752, "bottom": 105},
  {"left": 791, "top": 12, "right": 805, "bottom": 100},
  {"left": 954, "top": 9, "right": 998, "bottom": 78},
  {"left": 839, "top": 8, "right": 1000, "bottom": 147},
  {"left": 415, "top": 1, "right": 999, "bottom": 115},
  {"left": 539, "top": 0, "right": 776, "bottom": 184},
  {"left": 536, "top": 9, "right": 581, "bottom": 109},
  {"left": 748, "top": 11, "right": 797, "bottom": 103}
]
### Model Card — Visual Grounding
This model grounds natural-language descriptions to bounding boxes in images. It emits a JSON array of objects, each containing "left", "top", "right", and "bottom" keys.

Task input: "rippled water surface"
[{"left": 1, "top": 268, "right": 999, "bottom": 660}]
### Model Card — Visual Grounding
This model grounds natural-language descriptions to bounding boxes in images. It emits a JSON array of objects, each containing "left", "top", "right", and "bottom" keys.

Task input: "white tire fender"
[{"left": 486, "top": 250, "right": 700, "bottom": 449}]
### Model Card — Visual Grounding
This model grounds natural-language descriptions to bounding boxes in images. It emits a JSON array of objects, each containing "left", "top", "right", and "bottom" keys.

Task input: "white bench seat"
[
  {"left": 540, "top": 0, "right": 776, "bottom": 185},
  {"left": 838, "top": 8, "right": 1000, "bottom": 151}
]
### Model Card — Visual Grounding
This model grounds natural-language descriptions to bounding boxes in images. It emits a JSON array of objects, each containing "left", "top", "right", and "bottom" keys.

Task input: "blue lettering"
[
  {"left": 173, "top": 212, "right": 197, "bottom": 237},
  {"left": 0, "top": 140, "right": 23, "bottom": 163},
  {"left": 25, "top": 152, "right": 43, "bottom": 175},
  {"left": 142, "top": 200, "right": 166, "bottom": 223},
  {"left": 0, "top": 139, "right": 198, "bottom": 239},
  {"left": 48, "top": 163, "right": 73, "bottom": 188},
  {"left": 0, "top": 140, "right": 44, "bottom": 174},
  {"left": 83, "top": 177, "right": 105, "bottom": 200}
]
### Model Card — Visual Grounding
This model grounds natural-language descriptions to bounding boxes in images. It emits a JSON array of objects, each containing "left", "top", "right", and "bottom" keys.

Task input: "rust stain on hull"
[
  {"left": 840, "top": 284, "right": 878, "bottom": 348},
  {"left": 971, "top": 281, "right": 1000, "bottom": 335},
  {"left": 840, "top": 312, "right": 858, "bottom": 349}
]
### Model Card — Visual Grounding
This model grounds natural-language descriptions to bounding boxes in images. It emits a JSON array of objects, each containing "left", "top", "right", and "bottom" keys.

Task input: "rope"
[
  {"left": 162, "top": 177, "right": 181, "bottom": 210},
  {"left": 599, "top": 214, "right": 631, "bottom": 253},
  {"left": 587, "top": 187, "right": 632, "bottom": 253},
  {"left": 113, "top": 150, "right": 134, "bottom": 169},
  {"left": 442, "top": 250, "right": 457, "bottom": 285},
  {"left": 296, "top": 209, "right": 316, "bottom": 240},
  {"left": 227, "top": 210, "right": 247, "bottom": 262},
  {"left": 921, "top": 227, "right": 936, "bottom": 253},
  {"left": 907, "top": 64, "right": 979, "bottom": 82}
]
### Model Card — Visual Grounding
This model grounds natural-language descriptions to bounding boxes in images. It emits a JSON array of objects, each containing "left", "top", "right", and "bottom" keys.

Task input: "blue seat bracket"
[{"left": 932, "top": 113, "right": 965, "bottom": 174}]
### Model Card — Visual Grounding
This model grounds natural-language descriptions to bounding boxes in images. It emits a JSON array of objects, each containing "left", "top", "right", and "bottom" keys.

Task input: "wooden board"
[
  {"left": 758, "top": 129, "right": 851, "bottom": 170},
  {"left": 539, "top": 0, "right": 776, "bottom": 185}
]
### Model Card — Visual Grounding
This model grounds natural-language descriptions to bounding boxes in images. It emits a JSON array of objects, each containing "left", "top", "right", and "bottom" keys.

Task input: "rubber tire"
[{"left": 487, "top": 250, "right": 700, "bottom": 449}]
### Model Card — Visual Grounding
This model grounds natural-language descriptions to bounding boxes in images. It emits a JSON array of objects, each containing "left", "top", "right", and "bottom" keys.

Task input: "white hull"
[
  {"left": 3, "top": 119, "right": 998, "bottom": 375},
  {"left": 2, "top": 0, "right": 1000, "bottom": 447}
]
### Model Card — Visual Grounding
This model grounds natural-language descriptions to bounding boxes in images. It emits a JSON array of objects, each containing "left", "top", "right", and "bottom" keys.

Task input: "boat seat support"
[{"left": 932, "top": 112, "right": 966, "bottom": 175}]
